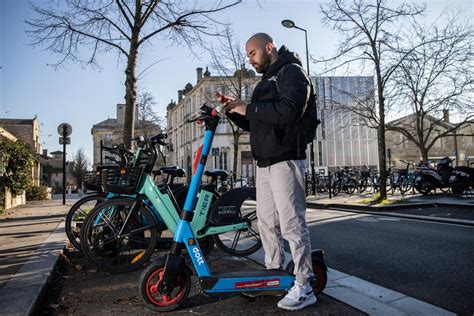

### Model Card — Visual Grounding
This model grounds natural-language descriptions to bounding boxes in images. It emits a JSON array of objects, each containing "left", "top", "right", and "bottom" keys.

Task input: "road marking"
[
  {"left": 377, "top": 217, "right": 400, "bottom": 222},
  {"left": 355, "top": 217, "right": 379, "bottom": 222}
]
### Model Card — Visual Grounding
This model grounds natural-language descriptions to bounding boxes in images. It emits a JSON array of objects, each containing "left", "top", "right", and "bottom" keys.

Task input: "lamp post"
[{"left": 282, "top": 19, "right": 316, "bottom": 195}]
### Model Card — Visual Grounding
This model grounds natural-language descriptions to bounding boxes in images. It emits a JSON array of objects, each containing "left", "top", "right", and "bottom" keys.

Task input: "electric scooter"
[{"left": 138, "top": 103, "right": 327, "bottom": 311}]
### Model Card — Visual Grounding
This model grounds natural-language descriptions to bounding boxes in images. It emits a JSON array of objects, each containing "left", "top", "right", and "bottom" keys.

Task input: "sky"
[{"left": 0, "top": 0, "right": 472, "bottom": 163}]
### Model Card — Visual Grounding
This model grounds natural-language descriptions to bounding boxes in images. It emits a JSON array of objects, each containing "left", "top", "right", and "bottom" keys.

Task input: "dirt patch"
[{"left": 39, "top": 246, "right": 365, "bottom": 315}]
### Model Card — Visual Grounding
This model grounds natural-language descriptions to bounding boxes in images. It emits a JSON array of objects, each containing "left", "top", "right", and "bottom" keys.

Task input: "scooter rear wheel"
[
  {"left": 286, "top": 260, "right": 327, "bottom": 296},
  {"left": 139, "top": 262, "right": 191, "bottom": 312},
  {"left": 312, "top": 261, "right": 328, "bottom": 296}
]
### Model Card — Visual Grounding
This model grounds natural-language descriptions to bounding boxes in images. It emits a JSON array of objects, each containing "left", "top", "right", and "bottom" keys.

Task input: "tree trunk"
[
  {"left": 123, "top": 3, "right": 141, "bottom": 149},
  {"left": 375, "top": 67, "right": 387, "bottom": 202},
  {"left": 420, "top": 147, "right": 428, "bottom": 163}
]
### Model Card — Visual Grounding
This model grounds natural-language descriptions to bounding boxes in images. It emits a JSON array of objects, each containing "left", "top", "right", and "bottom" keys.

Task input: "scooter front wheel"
[{"left": 139, "top": 262, "right": 191, "bottom": 312}]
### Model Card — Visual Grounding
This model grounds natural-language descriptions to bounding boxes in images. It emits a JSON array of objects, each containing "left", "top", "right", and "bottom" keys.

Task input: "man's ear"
[{"left": 265, "top": 42, "right": 274, "bottom": 54}]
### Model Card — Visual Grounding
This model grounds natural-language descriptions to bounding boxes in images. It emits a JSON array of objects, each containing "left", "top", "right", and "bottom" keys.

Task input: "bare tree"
[
  {"left": 386, "top": 13, "right": 474, "bottom": 162},
  {"left": 318, "top": 0, "right": 425, "bottom": 201},
  {"left": 26, "top": 0, "right": 241, "bottom": 148},
  {"left": 208, "top": 26, "right": 257, "bottom": 180},
  {"left": 136, "top": 91, "right": 167, "bottom": 165},
  {"left": 71, "top": 148, "right": 89, "bottom": 188}
]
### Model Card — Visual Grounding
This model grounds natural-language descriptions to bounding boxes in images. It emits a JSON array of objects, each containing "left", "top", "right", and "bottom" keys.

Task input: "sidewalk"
[
  {"left": 0, "top": 199, "right": 80, "bottom": 315},
  {"left": 306, "top": 190, "right": 473, "bottom": 207},
  {"left": 306, "top": 191, "right": 474, "bottom": 224},
  {"left": 0, "top": 198, "right": 363, "bottom": 315}
]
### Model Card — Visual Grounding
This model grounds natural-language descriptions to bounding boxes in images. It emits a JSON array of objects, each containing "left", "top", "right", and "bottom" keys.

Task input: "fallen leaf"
[{"left": 49, "top": 304, "right": 60, "bottom": 310}]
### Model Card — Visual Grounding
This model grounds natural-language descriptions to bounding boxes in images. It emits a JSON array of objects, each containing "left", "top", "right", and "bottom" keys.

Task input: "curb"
[
  {"left": 248, "top": 248, "right": 455, "bottom": 316},
  {"left": 0, "top": 220, "right": 67, "bottom": 315},
  {"left": 306, "top": 202, "right": 474, "bottom": 226}
]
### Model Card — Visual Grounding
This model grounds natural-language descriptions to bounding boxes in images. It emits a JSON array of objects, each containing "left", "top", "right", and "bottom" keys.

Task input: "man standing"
[{"left": 222, "top": 33, "right": 316, "bottom": 311}]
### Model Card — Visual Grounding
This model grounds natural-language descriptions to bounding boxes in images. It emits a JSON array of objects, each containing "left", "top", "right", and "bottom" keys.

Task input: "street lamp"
[{"left": 282, "top": 19, "right": 317, "bottom": 195}]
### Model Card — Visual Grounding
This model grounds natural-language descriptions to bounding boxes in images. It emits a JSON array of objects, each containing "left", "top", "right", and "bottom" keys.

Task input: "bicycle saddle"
[
  {"left": 153, "top": 166, "right": 186, "bottom": 178},
  {"left": 204, "top": 169, "right": 229, "bottom": 179}
]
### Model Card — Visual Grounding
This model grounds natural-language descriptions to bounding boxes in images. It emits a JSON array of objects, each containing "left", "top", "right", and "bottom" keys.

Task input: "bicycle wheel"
[
  {"left": 80, "top": 198, "right": 159, "bottom": 273},
  {"left": 358, "top": 179, "right": 367, "bottom": 193},
  {"left": 139, "top": 261, "right": 191, "bottom": 312},
  {"left": 399, "top": 176, "right": 411, "bottom": 195},
  {"left": 344, "top": 179, "right": 357, "bottom": 194},
  {"left": 439, "top": 187, "right": 450, "bottom": 193},
  {"left": 331, "top": 179, "right": 341, "bottom": 196},
  {"left": 213, "top": 197, "right": 261, "bottom": 256},
  {"left": 65, "top": 193, "right": 107, "bottom": 250}
]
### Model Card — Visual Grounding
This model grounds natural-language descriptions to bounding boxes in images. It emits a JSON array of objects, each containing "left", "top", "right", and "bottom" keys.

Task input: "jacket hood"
[{"left": 264, "top": 45, "right": 303, "bottom": 78}]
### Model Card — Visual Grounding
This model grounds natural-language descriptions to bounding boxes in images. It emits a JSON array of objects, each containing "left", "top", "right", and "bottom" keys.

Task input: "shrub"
[
  {"left": 0, "top": 139, "right": 34, "bottom": 197},
  {"left": 26, "top": 185, "right": 49, "bottom": 201}
]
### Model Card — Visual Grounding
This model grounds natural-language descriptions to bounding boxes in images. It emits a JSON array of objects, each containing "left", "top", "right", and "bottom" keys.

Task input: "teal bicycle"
[{"left": 80, "top": 133, "right": 261, "bottom": 273}]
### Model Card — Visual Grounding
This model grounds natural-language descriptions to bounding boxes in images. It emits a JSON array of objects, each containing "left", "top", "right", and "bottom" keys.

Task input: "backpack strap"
[{"left": 275, "top": 63, "right": 316, "bottom": 120}]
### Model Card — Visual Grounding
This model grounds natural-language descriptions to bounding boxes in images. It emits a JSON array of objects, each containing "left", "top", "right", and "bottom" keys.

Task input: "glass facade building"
[{"left": 312, "top": 76, "right": 379, "bottom": 171}]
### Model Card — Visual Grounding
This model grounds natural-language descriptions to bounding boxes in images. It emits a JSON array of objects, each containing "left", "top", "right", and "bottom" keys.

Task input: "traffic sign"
[
  {"left": 57, "top": 123, "right": 72, "bottom": 137},
  {"left": 59, "top": 137, "right": 71, "bottom": 145}
]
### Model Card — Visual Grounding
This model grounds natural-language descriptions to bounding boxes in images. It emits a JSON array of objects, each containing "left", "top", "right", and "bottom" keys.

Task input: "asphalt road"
[{"left": 305, "top": 208, "right": 474, "bottom": 315}]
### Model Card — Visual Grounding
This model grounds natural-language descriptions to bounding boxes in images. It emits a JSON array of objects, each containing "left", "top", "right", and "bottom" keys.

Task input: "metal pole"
[
  {"left": 454, "top": 131, "right": 459, "bottom": 167},
  {"left": 62, "top": 126, "right": 67, "bottom": 205},
  {"left": 328, "top": 170, "right": 332, "bottom": 199},
  {"left": 304, "top": 29, "right": 316, "bottom": 196}
]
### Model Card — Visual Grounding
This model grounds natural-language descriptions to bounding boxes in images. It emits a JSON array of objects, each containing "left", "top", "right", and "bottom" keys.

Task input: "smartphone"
[{"left": 214, "top": 91, "right": 233, "bottom": 104}]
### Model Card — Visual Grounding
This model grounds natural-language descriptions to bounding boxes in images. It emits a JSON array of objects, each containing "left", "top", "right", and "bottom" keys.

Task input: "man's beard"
[{"left": 254, "top": 54, "right": 271, "bottom": 74}]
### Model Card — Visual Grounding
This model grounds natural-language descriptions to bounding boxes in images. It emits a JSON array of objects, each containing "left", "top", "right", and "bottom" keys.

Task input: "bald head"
[
  {"left": 246, "top": 33, "right": 278, "bottom": 74},
  {"left": 247, "top": 33, "right": 276, "bottom": 47}
]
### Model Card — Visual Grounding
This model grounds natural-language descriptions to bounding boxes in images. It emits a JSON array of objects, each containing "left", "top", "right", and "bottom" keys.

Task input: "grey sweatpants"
[{"left": 256, "top": 160, "right": 313, "bottom": 284}]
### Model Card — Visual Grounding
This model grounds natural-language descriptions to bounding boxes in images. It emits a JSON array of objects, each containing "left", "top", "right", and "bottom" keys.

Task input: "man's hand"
[
  {"left": 214, "top": 92, "right": 234, "bottom": 105},
  {"left": 227, "top": 100, "right": 247, "bottom": 116}
]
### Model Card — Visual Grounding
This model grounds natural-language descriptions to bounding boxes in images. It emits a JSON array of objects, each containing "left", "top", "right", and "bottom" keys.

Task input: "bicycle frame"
[
  {"left": 137, "top": 175, "right": 249, "bottom": 236},
  {"left": 94, "top": 141, "right": 250, "bottom": 239}
]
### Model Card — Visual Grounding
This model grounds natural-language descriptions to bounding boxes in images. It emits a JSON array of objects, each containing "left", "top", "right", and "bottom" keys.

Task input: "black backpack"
[{"left": 276, "top": 63, "right": 320, "bottom": 144}]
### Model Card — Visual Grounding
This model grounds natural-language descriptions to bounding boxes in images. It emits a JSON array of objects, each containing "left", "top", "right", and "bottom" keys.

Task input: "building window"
[
  {"left": 433, "top": 130, "right": 442, "bottom": 148},
  {"left": 219, "top": 151, "right": 228, "bottom": 170}
]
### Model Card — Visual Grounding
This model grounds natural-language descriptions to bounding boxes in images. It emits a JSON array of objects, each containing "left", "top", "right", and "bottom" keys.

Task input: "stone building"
[
  {"left": 40, "top": 150, "right": 77, "bottom": 193},
  {"left": 91, "top": 104, "right": 162, "bottom": 168},
  {"left": 386, "top": 112, "right": 473, "bottom": 167},
  {"left": 0, "top": 116, "right": 42, "bottom": 186},
  {"left": 166, "top": 67, "right": 259, "bottom": 183}
]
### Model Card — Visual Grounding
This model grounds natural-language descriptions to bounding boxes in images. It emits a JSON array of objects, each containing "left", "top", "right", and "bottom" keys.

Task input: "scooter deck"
[{"left": 199, "top": 269, "right": 294, "bottom": 293}]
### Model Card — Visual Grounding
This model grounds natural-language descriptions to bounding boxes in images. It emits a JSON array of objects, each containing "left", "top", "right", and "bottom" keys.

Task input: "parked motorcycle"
[
  {"left": 449, "top": 166, "right": 474, "bottom": 194},
  {"left": 414, "top": 157, "right": 453, "bottom": 194}
]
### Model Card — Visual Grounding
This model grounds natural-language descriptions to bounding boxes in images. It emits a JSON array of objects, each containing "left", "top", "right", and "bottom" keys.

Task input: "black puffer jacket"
[{"left": 227, "top": 46, "right": 310, "bottom": 167}]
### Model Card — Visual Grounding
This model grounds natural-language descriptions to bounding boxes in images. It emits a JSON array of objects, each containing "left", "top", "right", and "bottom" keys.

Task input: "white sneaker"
[{"left": 277, "top": 281, "right": 317, "bottom": 311}]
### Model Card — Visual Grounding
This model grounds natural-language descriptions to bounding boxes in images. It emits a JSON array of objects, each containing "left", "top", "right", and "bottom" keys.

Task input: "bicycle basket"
[
  {"left": 102, "top": 167, "right": 143, "bottom": 195},
  {"left": 83, "top": 171, "right": 103, "bottom": 192}
]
